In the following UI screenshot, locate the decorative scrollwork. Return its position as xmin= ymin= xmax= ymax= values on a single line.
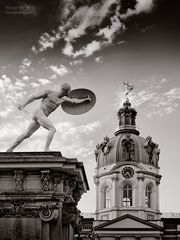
xmin=64 ymin=177 xmax=76 ymax=196
xmin=80 ymin=229 xmax=100 ymax=239
xmin=95 ymin=136 xmax=111 ymax=159
xmin=51 ymin=175 xmax=62 ymax=192
xmin=73 ymin=187 xmax=82 ymax=203
xmin=62 ymin=205 xmax=80 ymax=225
xmin=39 ymin=204 xmax=58 ymax=222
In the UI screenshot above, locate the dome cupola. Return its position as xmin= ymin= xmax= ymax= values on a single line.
xmin=94 ymin=82 xmax=160 ymax=168
xmin=116 ymin=98 xmax=139 ymax=136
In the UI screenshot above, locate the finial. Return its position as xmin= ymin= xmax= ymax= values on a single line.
xmin=123 ymin=81 xmax=133 ymax=99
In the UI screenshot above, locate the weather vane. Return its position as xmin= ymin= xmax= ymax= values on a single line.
xmin=123 ymin=81 xmax=134 ymax=99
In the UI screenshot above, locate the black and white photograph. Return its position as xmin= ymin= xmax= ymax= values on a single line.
xmin=0 ymin=0 xmax=180 ymax=239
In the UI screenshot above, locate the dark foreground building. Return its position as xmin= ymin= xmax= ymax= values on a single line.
xmin=0 ymin=152 xmax=89 ymax=240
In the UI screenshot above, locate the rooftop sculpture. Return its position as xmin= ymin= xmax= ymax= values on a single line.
xmin=7 ymin=83 xmax=96 ymax=152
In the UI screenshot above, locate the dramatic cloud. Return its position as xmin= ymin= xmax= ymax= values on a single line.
xmin=70 ymin=59 xmax=84 ymax=66
xmin=30 ymin=83 xmax=40 ymax=88
xmin=73 ymin=41 xmax=101 ymax=58
xmin=49 ymin=65 xmax=69 ymax=76
xmin=121 ymin=0 xmax=155 ymax=18
xmin=97 ymin=4 xmax=123 ymax=44
xmin=38 ymin=78 xmax=51 ymax=85
xmin=22 ymin=76 xmax=30 ymax=81
xmin=34 ymin=0 xmax=156 ymax=59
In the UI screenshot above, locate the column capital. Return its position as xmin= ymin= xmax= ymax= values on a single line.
xmin=111 ymin=175 xmax=119 ymax=181
xmin=94 ymin=176 xmax=100 ymax=185
xmin=137 ymin=173 xmax=145 ymax=181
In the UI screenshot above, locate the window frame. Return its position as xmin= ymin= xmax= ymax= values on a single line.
xmin=123 ymin=183 xmax=133 ymax=207
xmin=145 ymin=185 xmax=152 ymax=208
xmin=104 ymin=186 xmax=111 ymax=208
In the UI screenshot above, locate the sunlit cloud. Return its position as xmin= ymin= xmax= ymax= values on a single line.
xmin=33 ymin=0 xmax=156 ymax=59
xmin=49 ymin=65 xmax=69 ymax=76
xmin=95 ymin=56 xmax=103 ymax=64
xmin=38 ymin=78 xmax=51 ymax=85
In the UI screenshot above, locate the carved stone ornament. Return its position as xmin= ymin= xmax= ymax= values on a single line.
xmin=51 ymin=175 xmax=62 ymax=192
xmin=39 ymin=204 xmax=58 ymax=222
xmin=41 ymin=170 xmax=50 ymax=191
xmin=122 ymin=133 xmax=135 ymax=161
xmin=144 ymin=136 xmax=160 ymax=166
xmin=73 ymin=187 xmax=82 ymax=203
xmin=0 ymin=200 xmax=39 ymax=217
xmin=14 ymin=170 xmax=24 ymax=191
xmin=64 ymin=177 xmax=76 ymax=196
xmin=95 ymin=136 xmax=111 ymax=158
xmin=62 ymin=205 xmax=80 ymax=225
xmin=81 ymin=230 xmax=99 ymax=240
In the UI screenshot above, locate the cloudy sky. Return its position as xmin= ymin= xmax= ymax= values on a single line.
xmin=0 ymin=0 xmax=180 ymax=214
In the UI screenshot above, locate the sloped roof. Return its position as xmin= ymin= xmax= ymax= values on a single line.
xmin=94 ymin=214 xmax=163 ymax=232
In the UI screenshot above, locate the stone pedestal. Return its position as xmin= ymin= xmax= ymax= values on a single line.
xmin=0 ymin=152 xmax=89 ymax=240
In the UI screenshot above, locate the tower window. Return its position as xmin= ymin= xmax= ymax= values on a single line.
xmin=104 ymin=186 xmax=110 ymax=208
xmin=123 ymin=184 xmax=132 ymax=206
xmin=145 ymin=185 xmax=152 ymax=208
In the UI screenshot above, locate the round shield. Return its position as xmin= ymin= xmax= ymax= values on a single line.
xmin=61 ymin=88 xmax=96 ymax=115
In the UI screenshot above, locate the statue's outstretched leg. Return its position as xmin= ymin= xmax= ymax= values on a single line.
xmin=6 ymin=121 xmax=40 ymax=152
xmin=36 ymin=115 xmax=56 ymax=151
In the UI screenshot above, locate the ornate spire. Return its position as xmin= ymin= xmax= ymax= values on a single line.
xmin=115 ymin=82 xmax=139 ymax=136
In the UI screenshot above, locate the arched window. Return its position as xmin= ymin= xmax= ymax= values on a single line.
xmin=123 ymin=184 xmax=132 ymax=206
xmin=145 ymin=185 xmax=152 ymax=208
xmin=104 ymin=186 xmax=110 ymax=208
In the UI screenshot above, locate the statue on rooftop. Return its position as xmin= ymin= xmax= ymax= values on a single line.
xmin=123 ymin=81 xmax=134 ymax=98
xmin=7 ymin=83 xmax=95 ymax=152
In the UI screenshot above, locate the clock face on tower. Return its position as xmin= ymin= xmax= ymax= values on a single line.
xmin=122 ymin=166 xmax=134 ymax=178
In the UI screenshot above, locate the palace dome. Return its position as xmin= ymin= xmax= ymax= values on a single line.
xmin=95 ymin=98 xmax=160 ymax=168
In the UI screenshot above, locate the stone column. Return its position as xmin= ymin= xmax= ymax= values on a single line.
xmin=137 ymin=174 xmax=145 ymax=209
xmin=94 ymin=176 xmax=100 ymax=219
xmin=50 ymin=204 xmax=63 ymax=240
xmin=39 ymin=203 xmax=63 ymax=240
xmin=111 ymin=175 xmax=119 ymax=207
xmin=42 ymin=222 xmax=50 ymax=240
xmin=155 ymin=179 xmax=160 ymax=211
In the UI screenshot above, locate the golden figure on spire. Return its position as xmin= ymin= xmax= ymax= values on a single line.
xmin=123 ymin=81 xmax=134 ymax=99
